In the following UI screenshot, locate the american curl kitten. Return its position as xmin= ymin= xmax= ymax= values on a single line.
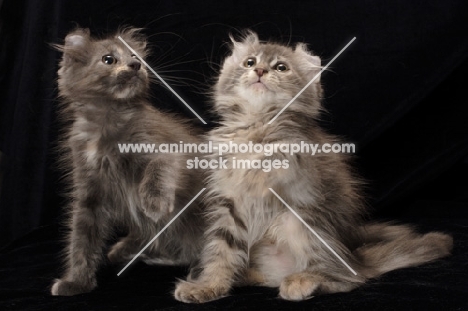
xmin=51 ymin=28 xmax=205 ymax=296
xmin=174 ymin=31 xmax=453 ymax=302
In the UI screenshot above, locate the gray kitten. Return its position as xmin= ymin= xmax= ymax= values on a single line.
xmin=51 ymin=28 xmax=205 ymax=296
xmin=174 ymin=32 xmax=453 ymax=302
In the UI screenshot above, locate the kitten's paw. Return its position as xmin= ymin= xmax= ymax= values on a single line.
xmin=174 ymin=280 xmax=228 ymax=303
xmin=279 ymin=273 xmax=319 ymax=301
xmin=140 ymin=193 xmax=175 ymax=220
xmin=50 ymin=279 xmax=95 ymax=296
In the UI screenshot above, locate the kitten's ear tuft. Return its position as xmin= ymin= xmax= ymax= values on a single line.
xmin=295 ymin=43 xmax=322 ymax=82
xmin=65 ymin=28 xmax=90 ymax=48
xmin=229 ymin=30 xmax=259 ymax=49
xmin=240 ymin=30 xmax=260 ymax=46
xmin=226 ymin=30 xmax=260 ymax=67
xmin=117 ymin=27 xmax=147 ymax=56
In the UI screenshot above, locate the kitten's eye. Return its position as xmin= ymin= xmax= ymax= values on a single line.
xmin=275 ymin=63 xmax=289 ymax=72
xmin=102 ymin=55 xmax=116 ymax=65
xmin=131 ymin=54 xmax=137 ymax=59
xmin=244 ymin=58 xmax=256 ymax=68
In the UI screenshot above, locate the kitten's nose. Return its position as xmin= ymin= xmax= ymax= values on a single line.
xmin=128 ymin=60 xmax=141 ymax=71
xmin=255 ymin=68 xmax=267 ymax=77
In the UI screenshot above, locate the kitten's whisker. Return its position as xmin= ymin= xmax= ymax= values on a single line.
xmin=118 ymin=36 xmax=207 ymax=124
xmin=147 ymin=31 xmax=186 ymax=42
xmin=148 ymin=41 xmax=194 ymax=66
xmin=149 ymin=57 xmax=206 ymax=75
xmin=150 ymin=78 xmax=203 ymax=90
xmin=151 ymin=43 xmax=199 ymax=63
xmin=148 ymin=72 xmax=205 ymax=85
xmin=144 ymin=13 xmax=184 ymax=29
xmin=155 ymin=70 xmax=204 ymax=78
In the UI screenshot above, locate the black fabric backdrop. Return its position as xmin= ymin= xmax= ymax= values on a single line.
xmin=0 ymin=0 xmax=467 ymax=310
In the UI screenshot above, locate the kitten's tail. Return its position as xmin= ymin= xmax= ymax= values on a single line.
xmin=354 ymin=222 xmax=453 ymax=279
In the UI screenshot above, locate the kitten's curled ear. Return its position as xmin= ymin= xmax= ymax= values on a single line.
xmin=225 ymin=30 xmax=260 ymax=67
xmin=229 ymin=30 xmax=259 ymax=49
xmin=294 ymin=43 xmax=322 ymax=83
xmin=54 ymin=28 xmax=91 ymax=64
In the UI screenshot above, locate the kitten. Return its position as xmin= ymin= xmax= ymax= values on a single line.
xmin=51 ymin=28 xmax=205 ymax=296
xmin=174 ymin=31 xmax=453 ymax=302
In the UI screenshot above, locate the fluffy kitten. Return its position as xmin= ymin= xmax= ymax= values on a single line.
xmin=51 ymin=28 xmax=205 ymax=296
xmin=174 ymin=32 xmax=453 ymax=302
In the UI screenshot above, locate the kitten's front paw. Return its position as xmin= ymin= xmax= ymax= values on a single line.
xmin=279 ymin=273 xmax=319 ymax=301
xmin=51 ymin=279 xmax=96 ymax=296
xmin=174 ymin=280 xmax=228 ymax=303
xmin=140 ymin=193 xmax=175 ymax=220
xmin=107 ymin=239 xmax=137 ymax=264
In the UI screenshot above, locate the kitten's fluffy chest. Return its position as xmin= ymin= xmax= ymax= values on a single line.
xmin=69 ymin=104 xmax=133 ymax=166
xmin=213 ymin=120 xmax=268 ymax=145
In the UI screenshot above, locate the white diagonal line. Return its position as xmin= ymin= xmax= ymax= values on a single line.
xmin=118 ymin=36 xmax=207 ymax=125
xmin=117 ymin=187 xmax=206 ymax=276
xmin=268 ymin=188 xmax=357 ymax=275
xmin=268 ymin=37 xmax=356 ymax=124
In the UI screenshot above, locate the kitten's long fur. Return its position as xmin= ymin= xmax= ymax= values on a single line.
xmin=51 ymin=28 xmax=205 ymax=296
xmin=174 ymin=31 xmax=453 ymax=302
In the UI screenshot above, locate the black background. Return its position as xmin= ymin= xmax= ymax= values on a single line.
xmin=0 ymin=0 xmax=467 ymax=310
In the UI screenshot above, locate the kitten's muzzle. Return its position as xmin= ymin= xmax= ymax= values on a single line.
xmin=117 ymin=69 xmax=144 ymax=85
